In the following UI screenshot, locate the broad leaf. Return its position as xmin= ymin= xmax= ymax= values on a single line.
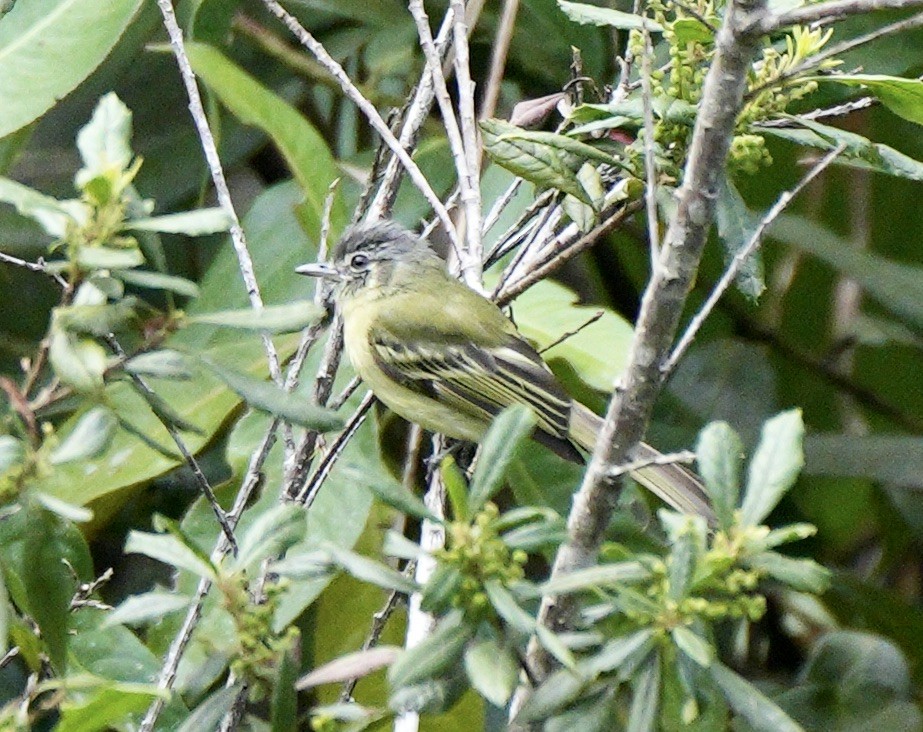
xmin=740 ymin=410 xmax=804 ymax=526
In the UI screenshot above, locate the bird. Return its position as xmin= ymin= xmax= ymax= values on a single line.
xmin=297 ymin=220 xmax=713 ymax=520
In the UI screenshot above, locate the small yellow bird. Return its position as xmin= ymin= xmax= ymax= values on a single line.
xmin=298 ymin=221 xmax=713 ymax=520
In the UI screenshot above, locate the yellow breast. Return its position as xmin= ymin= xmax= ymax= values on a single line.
xmin=340 ymin=289 xmax=488 ymax=442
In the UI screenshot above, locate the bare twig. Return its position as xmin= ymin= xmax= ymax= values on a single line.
xmin=408 ymin=0 xmax=481 ymax=285
xmin=394 ymin=434 xmax=448 ymax=732
xmin=496 ymin=199 xmax=644 ymax=306
xmin=0 ymin=251 xmax=67 ymax=287
xmin=747 ymin=12 xmax=923 ymax=101
xmin=763 ymin=0 xmax=923 ymax=31
xmin=607 ymin=450 xmax=696 ymax=479
xmin=640 ymin=29 xmax=660 ymax=271
xmin=539 ymin=310 xmax=605 ymax=354
xmin=296 ymin=391 xmax=376 ymax=506
xmin=156 ymin=0 xmax=283 ymax=387
xmin=259 ymin=0 xmax=461 ymax=253
xmin=480 ymin=0 xmax=521 ymax=121
xmin=665 ymin=142 xmax=846 ymax=374
xmin=107 ymin=335 xmax=238 ymax=552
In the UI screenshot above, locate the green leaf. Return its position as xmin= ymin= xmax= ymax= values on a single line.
xmin=176 ymin=684 xmax=243 ymax=732
xmin=0 ymin=435 xmax=24 ymax=475
xmin=125 ymin=350 xmax=193 ymax=379
xmin=464 ymin=637 xmax=519 ymax=707
xmin=441 ymin=455 xmax=470 ymax=522
xmin=740 ymin=409 xmax=804 ymax=526
xmin=0 ymin=0 xmax=142 ymax=138
xmin=117 ymin=269 xmax=201 ymax=298
xmin=671 ymin=626 xmax=713 ymax=667
xmin=583 ymin=629 xmax=655 ymax=676
xmin=189 ymin=301 xmax=322 ymax=333
xmin=21 ymin=506 xmax=82 ymax=671
xmin=74 ymin=93 xmax=134 ymax=190
xmin=484 ymin=579 xmax=535 ymax=633
xmin=810 ymin=74 xmax=923 ymax=126
xmin=537 ymin=561 xmax=650 ymax=596
xmin=48 ymin=325 xmax=107 ymax=393
xmin=747 ymin=551 xmax=831 ymax=593
xmin=296 ymin=646 xmax=401 ymax=690
xmin=387 ymin=610 xmax=472 ymax=689
xmin=76 ymin=245 xmax=145 ymax=270
xmin=128 ymin=207 xmax=232 ymax=235
xmin=420 ymin=564 xmax=464 ymax=614
xmin=322 ymin=543 xmax=417 ymax=594
xmin=104 ymin=591 xmax=193 ymax=627
xmin=710 ymin=662 xmax=804 ymax=732
xmin=232 ymin=503 xmax=306 ymax=571
xmin=771 ymin=214 xmax=923 ymax=331
xmin=57 ymin=683 xmax=164 ymax=732
xmin=50 ymin=406 xmax=118 ymax=464
xmin=124 ymin=529 xmax=217 ymax=580
xmin=627 ymin=652 xmax=661 ymax=732
xmin=672 ymin=17 xmax=716 ymax=43
xmin=468 ymin=405 xmax=537 ymax=514
xmin=200 ymin=357 xmax=343 ymax=431
xmin=716 ymin=174 xmax=765 ymax=300
xmin=557 ymin=0 xmax=663 ymax=30
xmin=339 ymin=463 xmax=439 ymax=522
xmin=271 ymin=643 xmax=299 ymax=732
xmin=0 ymin=175 xmax=81 ymax=236
xmin=481 ymin=118 xmax=616 ymax=205
xmin=537 ymin=625 xmax=577 ymax=669
xmin=185 ymin=43 xmax=347 ymax=239
xmin=33 ymin=493 xmax=93 ymax=523
xmin=515 ymin=667 xmax=587 ymax=722
xmin=695 ymin=421 xmax=743 ymax=530
xmin=760 ymin=118 xmax=923 ymax=180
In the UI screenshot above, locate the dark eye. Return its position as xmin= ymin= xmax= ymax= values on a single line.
xmin=350 ymin=253 xmax=370 ymax=270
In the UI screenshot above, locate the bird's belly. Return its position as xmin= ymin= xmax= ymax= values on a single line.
xmin=342 ymin=297 xmax=487 ymax=442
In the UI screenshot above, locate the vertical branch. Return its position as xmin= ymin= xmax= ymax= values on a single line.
xmin=449 ymin=0 xmax=484 ymax=287
xmin=522 ymin=0 xmax=771 ymax=683
xmin=480 ymin=0 xmax=520 ymax=122
xmin=155 ymin=0 xmax=282 ymax=385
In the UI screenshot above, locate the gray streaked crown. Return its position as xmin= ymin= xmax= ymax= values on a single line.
xmin=333 ymin=221 xmax=438 ymax=265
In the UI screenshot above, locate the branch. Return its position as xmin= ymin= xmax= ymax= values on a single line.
xmin=665 ymin=143 xmax=846 ymax=373
xmin=522 ymin=0 xmax=771 ymax=684
xmin=259 ymin=0 xmax=461 ymax=253
xmin=156 ymin=0 xmax=283 ymax=387
xmin=763 ymin=0 xmax=923 ymax=31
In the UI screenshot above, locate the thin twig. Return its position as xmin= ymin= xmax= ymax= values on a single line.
xmin=496 ymin=199 xmax=644 ymax=307
xmin=606 ymin=450 xmax=696 ymax=479
xmin=0 ymin=647 xmax=19 ymax=670
xmin=156 ymin=0 xmax=283 ymax=387
xmin=664 ymin=142 xmax=846 ymax=374
xmin=107 ymin=335 xmax=238 ymax=552
xmin=640 ymin=28 xmax=660 ymax=271
xmin=0 ymin=251 xmax=67 ymax=287
xmin=140 ymin=424 xmax=280 ymax=731
xmin=480 ymin=0 xmax=520 ymax=121
xmin=366 ymin=12 xmax=456 ymax=220
xmin=394 ymin=434 xmax=447 ymax=732
xmin=296 ymin=391 xmax=376 ymax=506
xmin=539 ymin=310 xmax=605 ymax=354
xmin=763 ymin=0 xmax=923 ymax=31
xmin=259 ymin=0 xmax=461 ymax=254
xmin=408 ymin=0 xmax=480 ymax=284
xmin=449 ymin=0 xmax=484 ymax=288
xmin=747 ymin=12 xmax=923 ymax=101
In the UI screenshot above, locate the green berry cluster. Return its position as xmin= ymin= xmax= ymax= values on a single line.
xmin=221 ymin=574 xmax=298 ymax=701
xmin=436 ymin=503 xmax=528 ymax=618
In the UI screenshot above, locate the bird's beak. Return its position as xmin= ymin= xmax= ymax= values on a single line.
xmin=296 ymin=262 xmax=342 ymax=280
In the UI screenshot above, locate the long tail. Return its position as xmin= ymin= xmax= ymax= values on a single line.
xmin=569 ymin=403 xmax=716 ymax=523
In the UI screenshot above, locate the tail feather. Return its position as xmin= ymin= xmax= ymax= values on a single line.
xmin=569 ymin=402 xmax=715 ymax=523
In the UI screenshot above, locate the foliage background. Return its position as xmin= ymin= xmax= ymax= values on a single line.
xmin=0 ymin=0 xmax=922 ymax=729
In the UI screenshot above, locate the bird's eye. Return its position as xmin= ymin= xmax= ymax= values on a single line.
xmin=350 ymin=253 xmax=370 ymax=270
